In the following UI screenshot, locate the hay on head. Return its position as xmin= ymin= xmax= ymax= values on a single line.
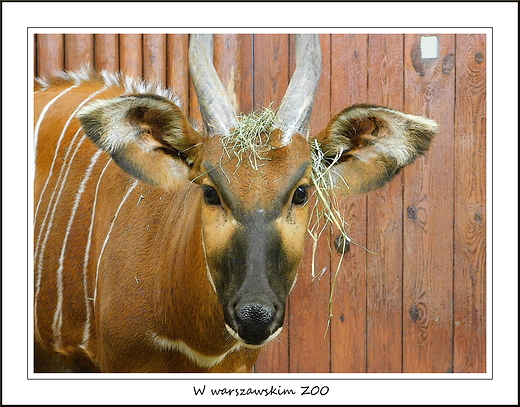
xmin=221 ymin=104 xmax=278 ymax=170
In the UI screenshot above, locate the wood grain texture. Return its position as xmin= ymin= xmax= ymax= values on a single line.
xmin=253 ymin=34 xmax=291 ymax=111
xmin=64 ymin=34 xmax=93 ymax=71
xmin=33 ymin=33 xmax=487 ymax=373
xmin=166 ymin=34 xmax=189 ymax=114
xmin=453 ymin=34 xmax=486 ymax=373
xmin=329 ymin=34 xmax=369 ymax=373
xmin=403 ymin=34 xmax=455 ymax=373
xmin=214 ymin=34 xmax=242 ymax=114
xmin=94 ymin=34 xmax=119 ymax=72
xmin=236 ymin=34 xmax=254 ymax=114
xmin=36 ymin=34 xmax=64 ymax=76
xmin=119 ymin=34 xmax=142 ymax=77
xmin=365 ymin=34 xmax=405 ymax=373
xmin=143 ymin=34 xmax=166 ymax=84
xmin=187 ymin=34 xmax=203 ymax=129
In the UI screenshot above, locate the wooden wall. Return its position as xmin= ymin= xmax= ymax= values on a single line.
xmin=34 ymin=33 xmax=487 ymax=373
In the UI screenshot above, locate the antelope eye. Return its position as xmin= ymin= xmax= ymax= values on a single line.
xmin=292 ymin=185 xmax=309 ymax=205
xmin=202 ymin=185 xmax=221 ymax=206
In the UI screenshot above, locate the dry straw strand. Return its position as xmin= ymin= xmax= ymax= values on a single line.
xmin=308 ymin=139 xmax=378 ymax=334
xmin=221 ymin=104 xmax=278 ymax=171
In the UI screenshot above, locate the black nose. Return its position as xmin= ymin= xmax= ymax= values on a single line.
xmin=234 ymin=303 xmax=277 ymax=345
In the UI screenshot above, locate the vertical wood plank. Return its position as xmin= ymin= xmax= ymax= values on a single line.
xmin=64 ymin=34 xmax=94 ymax=71
xmin=166 ymin=34 xmax=190 ymax=115
xmin=453 ymin=34 xmax=487 ymax=373
xmin=188 ymin=34 xmax=203 ymax=130
xmin=120 ymin=34 xmax=143 ymax=77
xmin=253 ymin=34 xmax=290 ymax=110
xmin=288 ymin=34 xmax=332 ymax=373
xmin=403 ymin=34 xmax=455 ymax=373
xmin=365 ymin=34 xmax=405 ymax=373
xmin=143 ymin=34 xmax=166 ymax=84
xmin=237 ymin=34 xmax=254 ymax=114
xmin=217 ymin=33 xmax=254 ymax=114
xmin=214 ymin=34 xmax=241 ymax=114
xmin=213 ymin=33 xmax=254 ymax=120
xmin=252 ymin=33 xmax=291 ymax=373
xmin=94 ymin=34 xmax=119 ymax=72
xmin=36 ymin=34 xmax=64 ymax=76
xmin=329 ymin=34 xmax=369 ymax=373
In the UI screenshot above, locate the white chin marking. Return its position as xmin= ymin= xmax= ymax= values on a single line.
xmin=225 ymin=324 xmax=283 ymax=348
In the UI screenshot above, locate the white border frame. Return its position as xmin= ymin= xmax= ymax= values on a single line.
xmin=3 ymin=1 xmax=517 ymax=405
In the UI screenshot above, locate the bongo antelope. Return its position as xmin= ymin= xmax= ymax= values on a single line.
xmin=33 ymin=34 xmax=438 ymax=372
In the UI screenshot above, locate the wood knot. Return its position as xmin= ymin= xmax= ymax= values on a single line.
xmin=409 ymin=304 xmax=421 ymax=322
xmin=407 ymin=206 xmax=418 ymax=220
xmin=442 ymin=53 xmax=455 ymax=74
xmin=474 ymin=52 xmax=484 ymax=64
xmin=334 ymin=235 xmax=351 ymax=254
xmin=409 ymin=302 xmax=427 ymax=324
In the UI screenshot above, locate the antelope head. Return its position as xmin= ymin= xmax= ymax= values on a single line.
xmin=79 ymin=34 xmax=438 ymax=347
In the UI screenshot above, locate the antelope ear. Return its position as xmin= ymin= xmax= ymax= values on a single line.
xmin=315 ymin=104 xmax=439 ymax=196
xmin=78 ymin=95 xmax=203 ymax=191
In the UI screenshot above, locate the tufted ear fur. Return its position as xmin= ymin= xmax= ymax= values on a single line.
xmin=315 ymin=104 xmax=439 ymax=196
xmin=78 ymin=94 xmax=203 ymax=191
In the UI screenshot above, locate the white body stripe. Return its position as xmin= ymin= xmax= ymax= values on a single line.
xmin=52 ymin=148 xmax=103 ymax=349
xmin=34 ymin=84 xmax=77 ymax=152
xmin=81 ymin=156 xmax=112 ymax=348
xmin=93 ymin=179 xmax=139 ymax=305
xmin=50 ymin=133 xmax=87 ymax=348
xmin=34 ymin=126 xmax=81 ymax=266
xmin=35 ymin=126 xmax=83 ymax=278
xmin=34 ymin=85 xmax=109 ymax=345
xmin=34 ymin=85 xmax=106 ymax=221
xmin=201 ymin=228 xmax=218 ymax=294
xmin=34 ymin=127 xmax=83 ymax=344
